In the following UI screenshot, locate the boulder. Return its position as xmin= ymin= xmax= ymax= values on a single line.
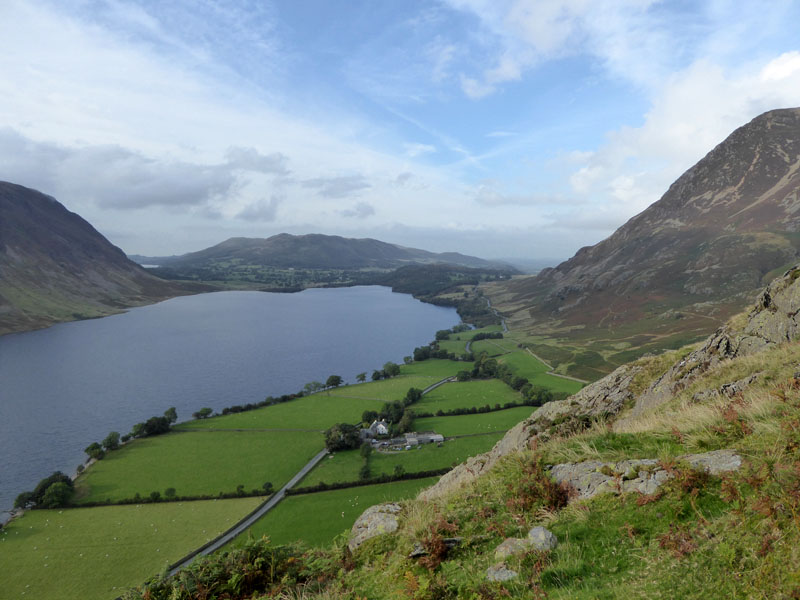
xmin=527 ymin=526 xmax=558 ymax=551
xmin=486 ymin=563 xmax=518 ymax=582
xmin=348 ymin=502 xmax=402 ymax=551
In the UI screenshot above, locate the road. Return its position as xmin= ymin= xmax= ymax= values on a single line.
xmin=166 ymin=374 xmax=456 ymax=576
xmin=167 ymin=447 xmax=329 ymax=575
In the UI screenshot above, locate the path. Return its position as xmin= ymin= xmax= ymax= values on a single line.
xmin=525 ymin=348 xmax=588 ymax=384
xmin=166 ymin=375 xmax=457 ymax=576
xmin=485 ymin=297 xmax=508 ymax=333
xmin=167 ymin=447 xmax=329 ymax=575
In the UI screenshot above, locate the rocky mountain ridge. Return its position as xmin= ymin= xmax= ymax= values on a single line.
xmin=487 ymin=108 xmax=800 ymax=354
xmin=0 ymin=182 xmax=199 ymax=335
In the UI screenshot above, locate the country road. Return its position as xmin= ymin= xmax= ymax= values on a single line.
xmin=167 ymin=447 xmax=329 ymax=575
xmin=166 ymin=375 xmax=457 ymax=576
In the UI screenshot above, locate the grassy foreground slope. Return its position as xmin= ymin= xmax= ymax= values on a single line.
xmin=0 ymin=498 xmax=262 ymax=600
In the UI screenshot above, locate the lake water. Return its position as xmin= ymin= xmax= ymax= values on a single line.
xmin=0 ymin=286 xmax=459 ymax=514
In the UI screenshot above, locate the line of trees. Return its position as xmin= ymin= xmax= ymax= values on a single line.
xmin=14 ymin=472 xmax=75 ymax=510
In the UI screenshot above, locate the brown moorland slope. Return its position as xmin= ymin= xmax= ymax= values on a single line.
xmin=486 ymin=108 xmax=800 ymax=378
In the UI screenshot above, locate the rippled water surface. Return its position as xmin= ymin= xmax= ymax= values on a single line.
xmin=0 ymin=286 xmax=459 ymax=513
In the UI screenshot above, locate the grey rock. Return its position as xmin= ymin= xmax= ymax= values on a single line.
xmin=486 ymin=563 xmax=518 ymax=582
xmin=494 ymin=537 xmax=531 ymax=560
xmin=348 ymin=502 xmax=402 ymax=551
xmin=550 ymin=449 xmax=742 ymax=501
xmin=527 ymin=526 xmax=558 ymax=550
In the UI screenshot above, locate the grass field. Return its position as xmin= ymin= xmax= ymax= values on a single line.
xmin=415 ymin=379 xmax=522 ymax=413
xmin=326 ymin=375 xmax=441 ymax=400
xmin=176 ymin=393 xmax=393 ymax=431
xmin=232 ymin=477 xmax=439 ymax=548
xmin=75 ymin=431 xmax=323 ymax=503
xmin=301 ymin=433 xmax=504 ymax=486
xmin=0 ymin=498 xmax=262 ymax=600
xmin=413 ymin=406 xmax=533 ymax=436
xmin=470 ymin=337 xmax=519 ymax=356
xmin=499 ymin=351 xmax=584 ymax=394
xmin=399 ymin=359 xmax=466 ymax=378
xmin=437 ymin=339 xmax=468 ymax=355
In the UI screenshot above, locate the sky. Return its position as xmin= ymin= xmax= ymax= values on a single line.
xmin=1 ymin=1 xmax=800 ymax=263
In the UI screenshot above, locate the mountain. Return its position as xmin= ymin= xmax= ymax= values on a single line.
xmin=0 ymin=182 xmax=199 ymax=335
xmin=132 ymin=233 xmax=509 ymax=271
xmin=486 ymin=108 xmax=800 ymax=371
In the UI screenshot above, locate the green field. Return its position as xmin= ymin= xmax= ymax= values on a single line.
xmin=75 ymin=431 xmax=323 ymax=503
xmin=177 ymin=393 xmax=391 ymax=431
xmin=499 ymin=351 xmax=584 ymax=394
xmin=0 ymin=498 xmax=262 ymax=600
xmin=415 ymin=379 xmax=522 ymax=413
xmin=232 ymin=477 xmax=439 ymax=548
xmin=470 ymin=337 xmax=519 ymax=357
xmin=413 ymin=406 xmax=533 ymax=436
xmin=399 ymin=359 xmax=466 ymax=378
xmin=302 ymin=433 xmax=504 ymax=486
xmin=326 ymin=375 xmax=441 ymax=401
xmin=437 ymin=339 xmax=468 ymax=355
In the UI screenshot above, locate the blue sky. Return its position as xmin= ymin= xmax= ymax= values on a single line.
xmin=1 ymin=1 xmax=800 ymax=262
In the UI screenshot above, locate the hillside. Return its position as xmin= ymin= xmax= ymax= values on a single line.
xmin=486 ymin=108 xmax=800 ymax=377
xmin=0 ymin=182 xmax=200 ymax=335
xmin=117 ymin=265 xmax=800 ymax=599
xmin=133 ymin=233 xmax=508 ymax=271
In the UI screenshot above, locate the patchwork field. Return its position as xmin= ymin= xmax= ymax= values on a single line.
xmin=301 ymin=433 xmax=504 ymax=486
xmin=326 ymin=375 xmax=440 ymax=400
xmin=231 ymin=477 xmax=439 ymax=548
xmin=176 ymin=393 xmax=388 ymax=431
xmin=499 ymin=351 xmax=584 ymax=394
xmin=0 ymin=498 xmax=262 ymax=600
xmin=75 ymin=431 xmax=323 ymax=503
xmin=398 ymin=359 xmax=466 ymax=378
xmin=415 ymin=379 xmax=522 ymax=413
xmin=413 ymin=406 xmax=534 ymax=436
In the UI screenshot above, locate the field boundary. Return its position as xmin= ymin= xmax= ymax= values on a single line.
xmin=524 ymin=348 xmax=588 ymax=384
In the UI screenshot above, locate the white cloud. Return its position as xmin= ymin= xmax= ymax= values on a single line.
xmin=404 ymin=143 xmax=436 ymax=157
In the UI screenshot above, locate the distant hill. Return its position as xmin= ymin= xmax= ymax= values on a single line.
xmin=131 ymin=233 xmax=510 ymax=271
xmin=486 ymin=107 xmax=800 ymax=375
xmin=0 ymin=182 xmax=200 ymax=335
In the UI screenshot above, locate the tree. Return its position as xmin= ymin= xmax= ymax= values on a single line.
xmin=130 ymin=422 xmax=145 ymax=438
xmin=356 ymin=372 xmax=367 ymax=383
xmin=359 ymin=464 xmax=371 ymax=481
xmin=403 ymin=356 xmax=413 ymax=365
xmin=13 ymin=491 xmax=34 ymax=509
xmin=371 ymin=370 xmax=384 ymax=381
xmin=262 ymin=481 xmax=274 ymax=495
xmin=102 ymin=431 xmax=120 ymax=452
xmin=326 ymin=375 xmax=343 ymax=389
xmin=150 ymin=491 xmax=161 ymax=501
xmin=193 ymin=407 xmax=213 ymax=419
xmin=164 ymin=407 xmax=178 ymax=424
xmin=164 ymin=487 xmax=176 ymax=499
xmin=361 ymin=409 xmax=379 ymax=424
xmin=393 ymin=465 xmax=406 ymax=478
xmin=383 ymin=362 xmax=401 ymax=377
xmin=456 ymin=370 xmax=471 ymax=382
xmin=324 ymin=423 xmax=361 ymax=452
xmin=304 ymin=381 xmax=324 ymax=395
xmin=84 ymin=442 xmax=105 ymax=461
xmin=360 ymin=443 xmax=372 ymax=458
xmin=40 ymin=482 xmax=72 ymax=508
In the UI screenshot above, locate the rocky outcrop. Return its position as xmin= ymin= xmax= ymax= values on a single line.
xmin=549 ymin=449 xmax=742 ymax=501
xmin=486 ymin=563 xmax=518 ymax=582
xmin=418 ymin=364 xmax=640 ymax=501
xmin=348 ymin=503 xmax=402 ymax=551
xmin=629 ymin=266 xmax=800 ymax=418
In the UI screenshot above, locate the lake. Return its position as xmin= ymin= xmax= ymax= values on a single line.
xmin=0 ymin=286 xmax=460 ymax=514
